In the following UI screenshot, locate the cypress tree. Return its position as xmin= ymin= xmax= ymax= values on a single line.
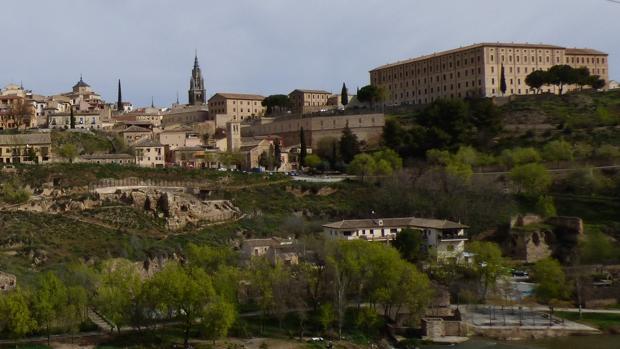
xmin=339 ymin=122 xmax=360 ymax=163
xmin=274 ymin=140 xmax=282 ymax=170
xmin=70 ymin=106 xmax=75 ymax=129
xmin=299 ymin=127 xmax=307 ymax=167
xmin=500 ymin=65 xmax=507 ymax=95
xmin=341 ymin=83 xmax=349 ymax=106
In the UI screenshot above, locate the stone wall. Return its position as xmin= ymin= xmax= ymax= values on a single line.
xmin=0 ymin=271 xmax=17 ymax=292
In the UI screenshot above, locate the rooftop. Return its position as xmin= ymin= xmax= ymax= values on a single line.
xmin=0 ymin=133 xmax=51 ymax=146
xmin=210 ymin=93 xmax=266 ymax=101
xmin=121 ymin=125 xmax=152 ymax=133
xmin=134 ymin=138 xmax=163 ymax=148
xmin=370 ymin=42 xmax=607 ymax=71
xmin=290 ymin=89 xmax=332 ymax=95
xmin=323 ymin=217 xmax=468 ymax=230
xmin=80 ymin=153 xmax=134 ymax=160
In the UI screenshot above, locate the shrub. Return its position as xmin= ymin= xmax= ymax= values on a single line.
xmin=1 ymin=179 xmax=31 ymax=204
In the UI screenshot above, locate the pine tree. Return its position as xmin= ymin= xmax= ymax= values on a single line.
xmin=299 ymin=127 xmax=307 ymax=168
xmin=500 ymin=65 xmax=507 ymax=95
xmin=339 ymin=122 xmax=360 ymax=163
xmin=341 ymin=83 xmax=349 ymax=106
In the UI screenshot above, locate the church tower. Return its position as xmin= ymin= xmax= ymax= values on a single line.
xmin=188 ymin=52 xmax=206 ymax=105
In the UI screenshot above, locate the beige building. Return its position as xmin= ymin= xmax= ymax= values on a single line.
xmin=77 ymin=153 xmax=135 ymax=165
xmin=134 ymin=139 xmax=165 ymax=168
xmin=208 ymin=93 xmax=266 ymax=121
xmin=289 ymin=89 xmax=332 ymax=114
xmin=0 ymin=133 xmax=52 ymax=164
xmin=120 ymin=125 xmax=153 ymax=145
xmin=243 ymin=113 xmax=385 ymax=149
xmin=323 ymin=217 xmax=468 ymax=262
xmin=158 ymin=127 xmax=202 ymax=150
xmin=370 ymin=43 xmax=610 ymax=105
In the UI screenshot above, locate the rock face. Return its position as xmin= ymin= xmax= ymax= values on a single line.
xmin=100 ymin=188 xmax=241 ymax=230
xmin=7 ymin=188 xmax=241 ymax=231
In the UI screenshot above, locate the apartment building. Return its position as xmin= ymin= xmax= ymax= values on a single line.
xmin=208 ymin=93 xmax=266 ymax=121
xmin=134 ymin=139 xmax=165 ymax=168
xmin=289 ymin=89 xmax=332 ymax=114
xmin=370 ymin=43 xmax=609 ymax=105
xmin=0 ymin=133 xmax=52 ymax=164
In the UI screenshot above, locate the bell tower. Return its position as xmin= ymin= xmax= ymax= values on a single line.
xmin=188 ymin=51 xmax=206 ymax=105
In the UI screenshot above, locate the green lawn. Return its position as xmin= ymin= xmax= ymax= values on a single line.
xmin=556 ymin=311 xmax=620 ymax=331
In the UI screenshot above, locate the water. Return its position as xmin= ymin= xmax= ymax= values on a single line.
xmin=420 ymin=335 xmax=620 ymax=349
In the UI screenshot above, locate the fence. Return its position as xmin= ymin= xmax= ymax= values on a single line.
xmin=88 ymin=177 xmax=213 ymax=192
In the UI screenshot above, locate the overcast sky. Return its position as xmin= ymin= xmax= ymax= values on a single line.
xmin=1 ymin=0 xmax=618 ymax=107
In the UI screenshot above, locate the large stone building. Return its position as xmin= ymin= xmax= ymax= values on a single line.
xmin=289 ymin=89 xmax=332 ymax=114
xmin=208 ymin=93 xmax=266 ymax=121
xmin=370 ymin=43 xmax=610 ymax=105
xmin=0 ymin=133 xmax=52 ymax=164
xmin=242 ymin=113 xmax=385 ymax=149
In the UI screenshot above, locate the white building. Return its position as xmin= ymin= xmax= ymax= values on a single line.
xmin=323 ymin=217 xmax=468 ymax=262
xmin=134 ymin=139 xmax=165 ymax=168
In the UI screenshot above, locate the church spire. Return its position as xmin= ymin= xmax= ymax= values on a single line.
xmin=117 ymin=79 xmax=123 ymax=112
xmin=151 ymin=96 xmax=155 ymax=108
xmin=188 ymin=51 xmax=206 ymax=105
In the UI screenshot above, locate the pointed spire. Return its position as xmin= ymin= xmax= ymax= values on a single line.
xmin=151 ymin=96 xmax=154 ymax=108
xmin=194 ymin=49 xmax=199 ymax=68
xmin=117 ymin=79 xmax=123 ymax=112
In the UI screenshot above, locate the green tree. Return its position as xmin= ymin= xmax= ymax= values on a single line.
xmin=373 ymin=148 xmax=403 ymax=172
xmin=588 ymin=75 xmax=606 ymax=90
xmin=467 ymin=241 xmax=506 ymax=300
xmin=70 ymin=106 xmax=76 ymax=129
xmin=201 ymin=298 xmax=236 ymax=345
xmin=547 ymin=65 xmax=578 ymax=95
xmin=341 ymin=82 xmax=349 ymax=106
xmin=509 ymin=163 xmax=552 ymax=197
xmin=347 ymin=153 xmax=376 ymax=179
xmin=58 ymin=143 xmax=78 ymax=163
xmin=145 ymin=263 xmax=215 ymax=348
xmin=525 ymin=70 xmax=547 ymax=94
xmin=392 ymin=228 xmax=425 ymax=263
xmin=262 ymin=95 xmax=290 ymax=115
xmin=0 ymin=179 xmax=31 ymax=204
xmin=542 ymin=139 xmax=573 ymax=165
xmin=374 ymin=159 xmax=393 ymax=176
xmin=500 ymin=65 xmax=507 ymax=95
xmin=318 ymin=303 xmax=335 ymax=334
xmin=339 ymin=122 xmax=361 ymax=163
xmin=533 ymin=258 xmax=568 ymax=303
xmin=357 ymin=85 xmax=387 ymax=107
xmin=500 ymin=147 xmax=542 ymax=168
xmin=0 ymin=288 xmax=37 ymax=339
xmin=274 ymin=140 xmax=282 ymax=170
xmin=304 ymin=153 xmax=322 ymax=169
xmin=258 ymin=145 xmax=275 ymax=170
xmin=33 ymin=272 xmax=68 ymax=346
xmin=580 ymin=230 xmax=616 ymax=264
xmin=574 ymin=67 xmax=591 ymax=90
xmin=299 ymin=127 xmax=307 ymax=167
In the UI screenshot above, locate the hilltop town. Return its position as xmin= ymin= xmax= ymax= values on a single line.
xmin=1 ymin=41 xmax=620 ymax=349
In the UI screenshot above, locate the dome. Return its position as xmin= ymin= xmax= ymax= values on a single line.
xmin=73 ymin=76 xmax=90 ymax=89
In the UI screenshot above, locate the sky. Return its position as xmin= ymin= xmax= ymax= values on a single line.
xmin=1 ymin=0 xmax=619 ymax=107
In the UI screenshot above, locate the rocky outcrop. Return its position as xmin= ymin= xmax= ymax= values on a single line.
xmin=6 ymin=188 xmax=241 ymax=231
xmin=102 ymin=188 xmax=241 ymax=230
xmin=0 ymin=271 xmax=17 ymax=292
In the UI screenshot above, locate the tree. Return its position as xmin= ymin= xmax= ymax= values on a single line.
xmin=373 ymin=148 xmax=403 ymax=172
xmin=316 ymin=136 xmax=339 ymax=167
xmin=145 ymin=263 xmax=215 ymax=348
xmin=588 ymin=75 xmax=606 ymax=90
xmin=525 ymin=70 xmax=547 ymax=94
xmin=580 ymin=230 xmax=616 ymax=264
xmin=58 ymin=143 xmax=78 ymax=163
xmin=509 ymin=163 xmax=552 ymax=197
xmin=339 ymin=122 xmax=361 ymax=163
xmin=318 ymin=303 xmax=335 ymax=334
xmin=341 ymin=82 xmax=349 ymax=106
xmin=0 ymin=288 xmax=37 ymax=339
xmin=542 ymin=139 xmax=573 ymax=165
xmin=467 ymin=241 xmax=506 ymax=300
xmin=262 ymin=95 xmax=290 ymax=115
xmin=299 ymin=127 xmax=307 ymax=167
xmin=258 ymin=144 xmax=275 ymax=170
xmin=357 ymin=85 xmax=387 ymax=107
xmin=6 ymin=97 xmax=32 ymax=129
xmin=500 ymin=147 xmax=542 ymax=168
xmin=500 ymin=65 xmax=507 ymax=95
xmin=33 ymin=272 xmax=68 ymax=346
xmin=201 ymin=298 xmax=236 ymax=345
xmin=0 ymin=179 xmax=31 ymax=204
xmin=535 ymin=195 xmax=557 ymax=218
xmin=95 ymin=259 xmax=144 ymax=333
xmin=533 ymin=258 xmax=568 ymax=303
xmin=574 ymin=67 xmax=591 ymax=90
xmin=304 ymin=154 xmax=322 ymax=169
xmin=70 ymin=106 xmax=76 ymax=129
xmin=392 ymin=228 xmax=425 ymax=263
xmin=347 ymin=153 xmax=376 ymax=179
xmin=273 ymin=140 xmax=282 ymax=170
xmin=548 ymin=65 xmax=578 ymax=95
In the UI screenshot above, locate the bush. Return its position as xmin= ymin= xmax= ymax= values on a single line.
xmin=1 ymin=179 xmax=31 ymax=204
xmin=509 ymin=163 xmax=551 ymax=197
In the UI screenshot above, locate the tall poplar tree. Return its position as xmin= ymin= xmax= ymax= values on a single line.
xmin=299 ymin=127 xmax=307 ymax=167
xmin=500 ymin=65 xmax=507 ymax=95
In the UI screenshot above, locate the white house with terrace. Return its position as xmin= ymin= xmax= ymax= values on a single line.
xmin=323 ymin=217 xmax=468 ymax=262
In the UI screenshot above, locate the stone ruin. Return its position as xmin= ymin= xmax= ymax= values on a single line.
xmin=504 ymin=214 xmax=584 ymax=263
